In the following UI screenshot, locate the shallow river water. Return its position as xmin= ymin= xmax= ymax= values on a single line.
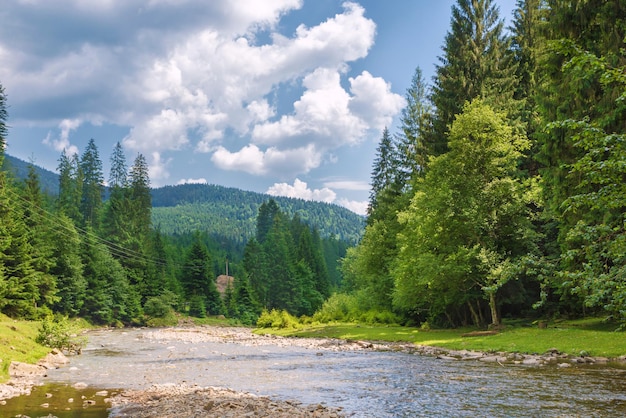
xmin=4 ymin=328 xmax=626 ymax=417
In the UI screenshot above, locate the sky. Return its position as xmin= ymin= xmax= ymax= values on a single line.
xmin=1 ymin=0 xmax=517 ymax=215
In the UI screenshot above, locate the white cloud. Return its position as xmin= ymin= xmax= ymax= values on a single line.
xmin=267 ymin=178 xmax=336 ymax=202
xmin=147 ymin=151 xmax=172 ymax=185
xmin=336 ymin=198 xmax=368 ymax=216
xmin=323 ymin=180 xmax=370 ymax=191
xmin=1 ymin=0 xmax=402 ymax=197
xmin=349 ymin=71 xmax=406 ymax=130
xmin=211 ymin=143 xmax=321 ymax=176
xmin=177 ymin=178 xmax=208 ymax=185
xmin=42 ymin=118 xmax=81 ymax=155
xmin=266 ymin=178 xmax=368 ymax=215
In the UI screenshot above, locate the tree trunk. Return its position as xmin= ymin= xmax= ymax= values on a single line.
xmin=489 ymin=291 xmax=500 ymax=327
xmin=468 ymin=301 xmax=481 ymax=327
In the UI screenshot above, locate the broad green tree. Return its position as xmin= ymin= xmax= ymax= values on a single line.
xmin=393 ymin=101 xmax=538 ymax=326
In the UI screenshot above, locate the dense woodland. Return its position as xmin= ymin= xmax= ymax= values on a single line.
xmin=338 ymin=0 xmax=626 ymax=328
xmin=2 ymin=0 xmax=626 ymax=329
xmin=0 ymin=132 xmax=350 ymax=325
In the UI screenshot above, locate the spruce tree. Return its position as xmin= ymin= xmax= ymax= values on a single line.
xmin=431 ymin=0 xmax=518 ymax=154
xmin=397 ymin=67 xmax=433 ymax=180
xmin=79 ymin=139 xmax=104 ymax=229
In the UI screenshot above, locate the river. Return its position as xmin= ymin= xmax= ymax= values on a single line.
xmin=3 ymin=327 xmax=626 ymax=417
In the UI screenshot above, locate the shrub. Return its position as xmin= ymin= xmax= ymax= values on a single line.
xmin=36 ymin=315 xmax=86 ymax=354
xmin=256 ymin=309 xmax=300 ymax=329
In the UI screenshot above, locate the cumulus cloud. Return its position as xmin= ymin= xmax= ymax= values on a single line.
xmin=147 ymin=152 xmax=172 ymax=185
xmin=336 ymin=198 xmax=368 ymax=216
xmin=42 ymin=119 xmax=81 ymax=156
xmin=266 ymin=178 xmax=368 ymax=215
xmin=267 ymin=178 xmax=336 ymax=202
xmin=177 ymin=178 xmax=208 ymax=185
xmin=1 ymin=0 xmax=404 ymax=205
xmin=323 ymin=180 xmax=370 ymax=191
xmin=212 ymin=143 xmax=321 ymax=176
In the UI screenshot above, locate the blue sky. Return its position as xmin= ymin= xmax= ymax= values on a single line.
xmin=1 ymin=0 xmax=517 ymax=215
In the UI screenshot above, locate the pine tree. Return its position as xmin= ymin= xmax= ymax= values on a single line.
xmin=367 ymin=127 xmax=399 ymax=219
xmin=256 ymin=200 xmax=280 ymax=243
xmin=0 ymin=83 xmax=6 ymax=164
xmin=57 ymin=150 xmax=82 ymax=222
xmin=431 ymin=0 xmax=519 ymax=154
xmin=181 ymin=234 xmax=222 ymax=316
xmin=397 ymin=67 xmax=434 ymax=180
xmin=79 ymin=139 xmax=104 ymax=229
xmin=128 ymin=153 xmax=152 ymax=239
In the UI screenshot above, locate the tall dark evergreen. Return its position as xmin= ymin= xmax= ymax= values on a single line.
xmin=256 ymin=199 xmax=280 ymax=243
xmin=128 ymin=153 xmax=152 ymax=239
xmin=57 ymin=150 xmax=82 ymax=222
xmin=79 ymin=139 xmax=104 ymax=229
xmin=0 ymin=83 xmax=6 ymax=163
xmin=431 ymin=0 xmax=518 ymax=154
xmin=397 ymin=67 xmax=433 ymax=180
xmin=367 ymin=127 xmax=399 ymax=219
xmin=181 ymin=234 xmax=222 ymax=316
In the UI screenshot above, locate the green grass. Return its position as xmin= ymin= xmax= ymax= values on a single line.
xmin=0 ymin=314 xmax=50 ymax=383
xmin=256 ymin=318 xmax=626 ymax=358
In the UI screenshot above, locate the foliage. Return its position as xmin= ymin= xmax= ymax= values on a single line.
xmin=393 ymin=101 xmax=538 ymax=327
xmin=256 ymin=309 xmax=301 ymax=329
xmin=35 ymin=314 xmax=87 ymax=353
xmin=143 ymin=291 xmax=179 ymax=326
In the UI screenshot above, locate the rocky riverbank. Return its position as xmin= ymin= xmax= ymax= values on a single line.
xmin=109 ymin=383 xmax=344 ymax=417
xmin=3 ymin=324 xmax=625 ymax=416
xmin=141 ymin=325 xmax=626 ymax=367
xmin=0 ymin=349 xmax=69 ymax=402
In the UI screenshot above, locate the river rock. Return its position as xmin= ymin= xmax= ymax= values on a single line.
xmin=9 ymin=361 xmax=47 ymax=378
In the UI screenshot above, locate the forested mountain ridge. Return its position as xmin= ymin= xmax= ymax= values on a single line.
xmin=2 ymin=154 xmax=364 ymax=244
xmin=2 ymin=155 xmax=58 ymax=195
xmin=151 ymin=184 xmax=364 ymax=244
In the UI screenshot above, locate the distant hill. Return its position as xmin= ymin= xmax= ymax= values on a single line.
xmin=3 ymin=154 xmax=365 ymax=244
xmin=2 ymin=154 xmax=59 ymax=195
xmin=151 ymin=184 xmax=365 ymax=244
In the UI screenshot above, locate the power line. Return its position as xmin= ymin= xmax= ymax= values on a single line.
xmin=4 ymin=186 xmax=177 ymax=268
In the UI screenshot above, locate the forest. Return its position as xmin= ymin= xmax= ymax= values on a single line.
xmin=0 ymin=133 xmax=350 ymax=325
xmin=2 ymin=0 xmax=626 ymax=330
xmin=336 ymin=0 xmax=626 ymax=329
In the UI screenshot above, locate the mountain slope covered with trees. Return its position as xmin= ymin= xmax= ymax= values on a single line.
xmin=151 ymin=184 xmax=364 ymax=244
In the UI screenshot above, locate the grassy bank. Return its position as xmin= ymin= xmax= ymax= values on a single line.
xmin=256 ymin=318 xmax=626 ymax=359
xmin=0 ymin=314 xmax=50 ymax=383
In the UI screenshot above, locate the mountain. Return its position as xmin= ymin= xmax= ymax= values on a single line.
xmin=2 ymin=154 xmax=59 ymax=195
xmin=3 ymin=154 xmax=365 ymax=243
xmin=151 ymin=183 xmax=365 ymax=244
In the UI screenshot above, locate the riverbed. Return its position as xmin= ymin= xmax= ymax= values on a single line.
xmin=3 ymin=326 xmax=626 ymax=417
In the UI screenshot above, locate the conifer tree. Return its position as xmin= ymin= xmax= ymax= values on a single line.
xmin=181 ymin=234 xmax=222 ymax=316
xmin=79 ymin=139 xmax=104 ymax=229
xmin=397 ymin=67 xmax=433 ymax=180
xmin=431 ymin=0 xmax=518 ymax=154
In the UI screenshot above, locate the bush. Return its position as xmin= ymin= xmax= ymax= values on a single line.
xmin=312 ymin=292 xmax=400 ymax=325
xmin=36 ymin=315 xmax=86 ymax=354
xmin=256 ymin=309 xmax=301 ymax=329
